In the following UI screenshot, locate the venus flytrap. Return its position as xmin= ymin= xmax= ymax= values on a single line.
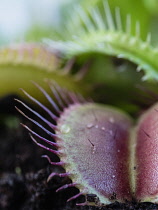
xmin=47 ymin=13 xmax=158 ymax=81
xmin=44 ymin=0 xmax=158 ymax=112
xmin=46 ymin=1 xmax=156 ymax=81
xmin=0 ymin=43 xmax=88 ymax=104
xmin=0 ymin=1 xmax=158 ymax=113
xmin=16 ymin=82 xmax=158 ymax=206
xmin=133 ymin=103 xmax=158 ymax=203
xmin=2 ymin=1 xmax=158 ymax=207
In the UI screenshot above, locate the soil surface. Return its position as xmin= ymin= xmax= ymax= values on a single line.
xmin=0 ymin=95 xmax=158 ymax=210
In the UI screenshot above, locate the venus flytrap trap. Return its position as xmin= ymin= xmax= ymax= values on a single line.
xmin=15 ymin=81 xmax=158 ymax=206
xmin=0 ymin=43 xmax=88 ymax=104
xmin=47 ymin=0 xmax=156 ymax=81
xmin=0 ymin=1 xmax=157 ymax=113
xmin=44 ymin=0 xmax=158 ymax=113
xmin=133 ymin=103 xmax=158 ymax=203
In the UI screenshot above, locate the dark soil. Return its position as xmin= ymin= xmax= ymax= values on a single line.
xmin=1 ymin=95 xmax=158 ymax=210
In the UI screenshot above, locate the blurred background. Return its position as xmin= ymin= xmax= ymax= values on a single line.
xmin=0 ymin=0 xmax=66 ymax=45
xmin=1 ymin=0 xmax=158 ymax=45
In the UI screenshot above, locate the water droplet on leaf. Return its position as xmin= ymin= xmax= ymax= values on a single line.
xmin=60 ymin=124 xmax=71 ymax=134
